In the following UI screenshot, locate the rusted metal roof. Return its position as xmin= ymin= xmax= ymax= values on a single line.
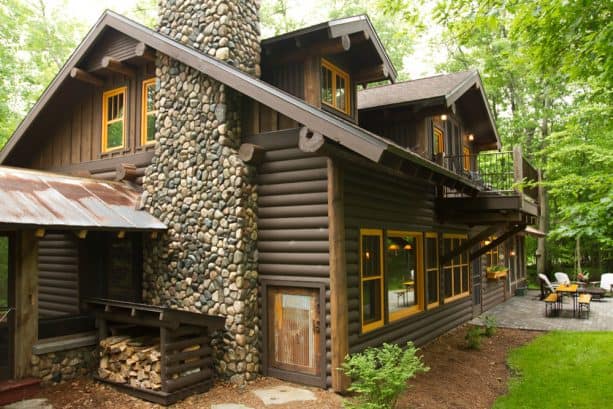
xmin=0 ymin=166 xmax=166 ymax=231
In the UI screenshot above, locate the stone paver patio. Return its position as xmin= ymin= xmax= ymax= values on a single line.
xmin=471 ymin=289 xmax=613 ymax=331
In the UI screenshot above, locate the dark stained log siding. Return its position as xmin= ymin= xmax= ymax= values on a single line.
xmin=343 ymin=162 xmax=474 ymax=353
xmin=38 ymin=232 xmax=80 ymax=318
xmin=252 ymin=130 xmax=331 ymax=386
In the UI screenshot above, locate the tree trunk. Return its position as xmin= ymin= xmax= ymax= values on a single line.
xmin=536 ymin=170 xmax=548 ymax=275
xmin=575 ymin=235 xmax=581 ymax=277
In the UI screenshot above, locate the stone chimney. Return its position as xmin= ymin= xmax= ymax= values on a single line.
xmin=142 ymin=0 xmax=261 ymax=384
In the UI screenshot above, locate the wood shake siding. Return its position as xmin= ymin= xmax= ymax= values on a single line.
xmin=343 ymin=162 xmax=473 ymax=353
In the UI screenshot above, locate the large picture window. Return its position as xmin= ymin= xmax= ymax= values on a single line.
xmin=386 ymin=231 xmax=424 ymax=321
xmin=321 ymin=59 xmax=350 ymax=115
xmin=102 ymin=87 xmax=127 ymax=152
xmin=442 ymin=234 xmax=470 ymax=302
xmin=425 ymin=232 xmax=439 ymax=308
xmin=141 ymin=78 xmax=157 ymax=146
xmin=360 ymin=229 xmax=384 ymax=332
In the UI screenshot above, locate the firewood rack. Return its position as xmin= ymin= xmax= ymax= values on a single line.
xmin=85 ymin=298 xmax=225 ymax=405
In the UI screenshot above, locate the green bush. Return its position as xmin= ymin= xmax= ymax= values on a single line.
xmin=483 ymin=315 xmax=497 ymax=337
xmin=341 ymin=342 xmax=429 ymax=409
xmin=465 ymin=326 xmax=483 ymax=350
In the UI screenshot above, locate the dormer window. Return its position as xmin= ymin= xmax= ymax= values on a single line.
xmin=321 ymin=59 xmax=350 ymax=115
xmin=102 ymin=87 xmax=127 ymax=152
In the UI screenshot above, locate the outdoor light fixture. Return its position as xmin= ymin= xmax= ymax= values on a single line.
xmin=388 ymin=243 xmax=400 ymax=251
xmin=484 ymin=240 xmax=491 ymax=246
xmin=468 ymin=133 xmax=475 ymax=141
xmin=403 ymin=244 xmax=413 ymax=250
xmin=365 ymin=251 xmax=371 ymax=260
xmin=440 ymin=114 xmax=448 ymax=121
xmin=510 ymin=250 xmax=516 ymax=257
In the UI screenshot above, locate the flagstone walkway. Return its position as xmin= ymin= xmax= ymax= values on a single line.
xmin=471 ymin=289 xmax=613 ymax=331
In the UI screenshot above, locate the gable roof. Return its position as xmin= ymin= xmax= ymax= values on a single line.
xmin=358 ymin=70 xmax=501 ymax=149
xmin=0 ymin=166 xmax=165 ymax=231
xmin=0 ymin=11 xmax=480 ymax=193
xmin=262 ymin=15 xmax=397 ymax=83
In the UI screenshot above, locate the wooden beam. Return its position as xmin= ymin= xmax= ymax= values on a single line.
xmin=115 ymin=163 xmax=138 ymax=182
xmin=101 ymin=56 xmax=135 ymax=77
xmin=440 ymin=224 xmax=505 ymax=264
xmin=70 ymin=67 xmax=103 ymax=87
xmin=266 ymin=35 xmax=358 ymax=65
xmin=238 ymin=143 xmax=265 ymax=165
xmin=469 ymin=225 xmax=525 ymax=261
xmin=134 ymin=42 xmax=156 ymax=62
xmin=298 ymin=126 xmax=325 ymax=153
xmin=353 ymin=64 xmax=389 ymax=83
xmin=327 ymin=158 xmax=349 ymax=392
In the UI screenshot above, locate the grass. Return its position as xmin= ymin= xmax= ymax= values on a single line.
xmin=494 ymin=331 xmax=613 ymax=409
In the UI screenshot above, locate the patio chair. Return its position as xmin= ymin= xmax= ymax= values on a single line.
xmin=554 ymin=272 xmax=571 ymax=285
xmin=598 ymin=273 xmax=613 ymax=293
xmin=538 ymin=273 xmax=560 ymax=300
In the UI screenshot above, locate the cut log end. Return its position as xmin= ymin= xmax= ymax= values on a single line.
xmin=238 ymin=143 xmax=265 ymax=164
xmin=298 ymin=127 xmax=325 ymax=153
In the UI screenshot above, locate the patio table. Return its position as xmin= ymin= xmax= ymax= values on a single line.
xmin=556 ymin=284 xmax=579 ymax=317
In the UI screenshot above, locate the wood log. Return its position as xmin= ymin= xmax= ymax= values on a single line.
xmin=70 ymin=68 xmax=104 ymax=87
xmin=101 ymin=56 xmax=135 ymax=77
xmin=298 ymin=127 xmax=325 ymax=153
xmin=134 ymin=42 xmax=156 ymax=61
xmin=115 ymin=163 xmax=138 ymax=181
xmin=238 ymin=143 xmax=265 ymax=165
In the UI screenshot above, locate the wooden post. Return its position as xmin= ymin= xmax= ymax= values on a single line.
xmin=512 ymin=145 xmax=523 ymax=194
xmin=14 ymin=230 xmax=38 ymax=378
xmin=304 ymin=56 xmax=321 ymax=107
xmin=327 ymin=158 xmax=349 ymax=392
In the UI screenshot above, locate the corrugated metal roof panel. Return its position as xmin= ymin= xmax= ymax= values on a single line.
xmin=0 ymin=166 xmax=166 ymax=231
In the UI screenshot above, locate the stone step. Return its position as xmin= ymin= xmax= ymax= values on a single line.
xmin=0 ymin=378 xmax=41 ymax=406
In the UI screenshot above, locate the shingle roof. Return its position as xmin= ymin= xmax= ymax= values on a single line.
xmin=358 ymin=70 xmax=477 ymax=110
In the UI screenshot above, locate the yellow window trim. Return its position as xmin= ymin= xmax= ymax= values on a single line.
xmin=442 ymin=234 xmax=471 ymax=302
xmin=360 ymin=228 xmax=384 ymax=333
xmin=321 ymin=58 xmax=351 ymax=115
xmin=387 ymin=231 xmax=424 ymax=322
xmin=463 ymin=146 xmax=471 ymax=171
xmin=141 ymin=78 xmax=157 ymax=146
xmin=425 ymin=232 xmax=439 ymax=310
xmin=101 ymin=86 xmax=127 ymax=153
xmin=434 ymin=126 xmax=444 ymax=154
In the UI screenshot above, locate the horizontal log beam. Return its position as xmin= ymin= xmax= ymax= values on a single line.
xmin=134 ymin=42 xmax=156 ymax=62
xmin=101 ymin=56 xmax=136 ymax=77
xmin=238 ymin=143 xmax=265 ymax=165
xmin=70 ymin=67 xmax=104 ymax=87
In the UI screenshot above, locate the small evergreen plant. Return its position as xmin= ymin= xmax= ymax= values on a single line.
xmin=341 ymin=342 xmax=429 ymax=409
xmin=465 ymin=326 xmax=483 ymax=350
xmin=483 ymin=315 xmax=497 ymax=337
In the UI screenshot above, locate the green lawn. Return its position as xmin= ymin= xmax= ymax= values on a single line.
xmin=494 ymin=331 xmax=613 ymax=408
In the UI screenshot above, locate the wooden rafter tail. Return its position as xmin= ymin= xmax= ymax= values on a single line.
xmin=101 ymin=56 xmax=136 ymax=77
xmin=115 ymin=163 xmax=138 ymax=182
xmin=134 ymin=42 xmax=156 ymax=62
xmin=70 ymin=67 xmax=104 ymax=87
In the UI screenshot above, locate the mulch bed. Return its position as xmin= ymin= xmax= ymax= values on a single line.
xmin=33 ymin=324 xmax=542 ymax=409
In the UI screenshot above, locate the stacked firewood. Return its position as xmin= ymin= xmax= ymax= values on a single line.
xmin=98 ymin=335 xmax=162 ymax=390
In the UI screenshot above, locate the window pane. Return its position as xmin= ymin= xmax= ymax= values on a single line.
xmin=386 ymin=236 xmax=417 ymax=314
xmin=426 ymin=237 xmax=437 ymax=269
xmin=361 ymin=235 xmax=381 ymax=278
xmin=146 ymin=84 xmax=155 ymax=112
xmin=117 ymin=94 xmax=124 ymax=118
xmin=321 ymin=67 xmax=332 ymax=104
xmin=427 ymin=269 xmax=438 ymax=304
xmin=107 ymin=121 xmax=123 ymax=148
xmin=107 ymin=97 xmax=114 ymax=121
xmin=146 ymin=114 xmax=156 ymax=142
xmin=335 ymin=75 xmax=346 ymax=111
xmin=453 ymin=266 xmax=461 ymax=294
xmin=444 ymin=268 xmax=452 ymax=298
xmin=362 ymin=279 xmax=381 ymax=324
xmin=461 ymin=265 xmax=469 ymax=293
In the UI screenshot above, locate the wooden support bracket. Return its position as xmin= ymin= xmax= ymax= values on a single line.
xmin=134 ymin=42 xmax=156 ymax=62
xmin=101 ymin=56 xmax=136 ymax=77
xmin=70 ymin=67 xmax=104 ymax=87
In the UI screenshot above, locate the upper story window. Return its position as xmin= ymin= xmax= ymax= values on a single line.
xmin=433 ymin=126 xmax=444 ymax=155
xmin=141 ymin=78 xmax=157 ymax=146
xmin=102 ymin=87 xmax=127 ymax=152
xmin=321 ymin=59 xmax=350 ymax=115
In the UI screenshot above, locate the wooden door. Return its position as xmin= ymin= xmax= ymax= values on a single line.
xmin=268 ymin=287 xmax=321 ymax=376
xmin=0 ymin=234 xmax=14 ymax=380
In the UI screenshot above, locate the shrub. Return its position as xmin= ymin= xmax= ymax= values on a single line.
xmin=465 ymin=326 xmax=483 ymax=350
xmin=483 ymin=315 xmax=497 ymax=337
xmin=341 ymin=342 xmax=429 ymax=409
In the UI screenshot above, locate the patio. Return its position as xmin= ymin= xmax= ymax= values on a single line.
xmin=471 ymin=290 xmax=613 ymax=331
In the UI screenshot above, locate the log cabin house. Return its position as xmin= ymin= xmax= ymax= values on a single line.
xmin=0 ymin=2 xmax=542 ymax=400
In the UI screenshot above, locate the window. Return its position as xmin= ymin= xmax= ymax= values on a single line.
xmin=102 ymin=87 xmax=127 ymax=152
xmin=425 ymin=233 xmax=439 ymax=308
xmin=141 ymin=78 xmax=157 ymax=146
xmin=484 ymin=238 xmax=501 ymax=267
xmin=360 ymin=229 xmax=384 ymax=332
xmin=463 ymin=146 xmax=471 ymax=171
xmin=442 ymin=234 xmax=470 ymax=302
xmin=433 ymin=127 xmax=444 ymax=155
xmin=321 ymin=59 xmax=350 ymax=115
xmin=386 ymin=231 xmax=424 ymax=321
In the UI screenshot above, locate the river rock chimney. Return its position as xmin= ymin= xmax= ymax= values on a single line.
xmin=142 ymin=0 xmax=262 ymax=384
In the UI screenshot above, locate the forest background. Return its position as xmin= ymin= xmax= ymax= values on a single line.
xmin=0 ymin=0 xmax=611 ymax=279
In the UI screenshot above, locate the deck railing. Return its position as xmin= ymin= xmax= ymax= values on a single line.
xmin=443 ymin=146 xmax=540 ymax=201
